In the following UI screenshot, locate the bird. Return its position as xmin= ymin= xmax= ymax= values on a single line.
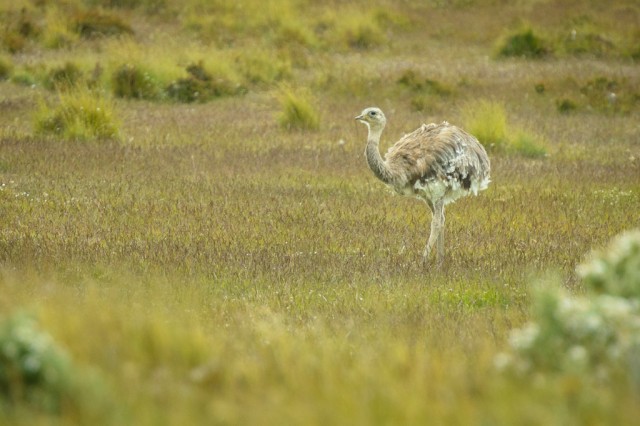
xmin=355 ymin=107 xmax=490 ymax=267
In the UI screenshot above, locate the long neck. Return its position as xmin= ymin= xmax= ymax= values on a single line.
xmin=365 ymin=126 xmax=393 ymax=184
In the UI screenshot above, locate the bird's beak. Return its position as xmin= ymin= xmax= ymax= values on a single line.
xmin=355 ymin=114 xmax=364 ymax=121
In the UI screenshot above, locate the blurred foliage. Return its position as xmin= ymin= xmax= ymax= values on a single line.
xmin=0 ymin=312 xmax=71 ymax=412
xmin=33 ymin=89 xmax=120 ymax=140
xmin=579 ymin=230 xmax=640 ymax=300
xmin=497 ymin=230 xmax=640 ymax=388
xmin=44 ymin=62 xmax=83 ymax=90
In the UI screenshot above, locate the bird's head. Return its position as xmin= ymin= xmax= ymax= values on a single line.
xmin=355 ymin=107 xmax=386 ymax=131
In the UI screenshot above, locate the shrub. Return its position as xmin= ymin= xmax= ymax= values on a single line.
xmin=0 ymin=312 xmax=72 ymax=411
xmin=556 ymin=98 xmax=578 ymax=114
xmin=34 ymin=89 xmax=120 ymax=141
xmin=277 ymin=87 xmax=320 ymax=131
xmin=0 ymin=56 xmax=12 ymax=80
xmin=45 ymin=62 xmax=84 ymax=90
xmin=397 ymin=70 xmax=452 ymax=96
xmin=165 ymin=77 xmax=208 ymax=103
xmin=73 ymin=10 xmax=134 ymax=39
xmin=578 ymin=230 xmax=640 ymax=300
xmin=165 ymin=62 xmax=245 ymax=103
xmin=111 ymin=63 xmax=160 ymax=100
xmin=496 ymin=27 xmax=549 ymax=59
xmin=496 ymin=229 xmax=640 ymax=384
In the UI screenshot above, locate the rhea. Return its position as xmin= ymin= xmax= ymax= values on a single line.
xmin=356 ymin=107 xmax=490 ymax=266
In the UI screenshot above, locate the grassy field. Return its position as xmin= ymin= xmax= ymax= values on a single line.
xmin=1 ymin=0 xmax=640 ymax=424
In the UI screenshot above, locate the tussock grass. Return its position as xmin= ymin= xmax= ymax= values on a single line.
xmin=277 ymin=86 xmax=320 ymax=131
xmin=461 ymin=100 xmax=547 ymax=157
xmin=33 ymin=89 xmax=119 ymax=140
xmin=111 ymin=63 xmax=161 ymax=100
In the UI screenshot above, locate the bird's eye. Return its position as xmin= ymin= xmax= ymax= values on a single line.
xmin=369 ymin=111 xmax=377 ymax=116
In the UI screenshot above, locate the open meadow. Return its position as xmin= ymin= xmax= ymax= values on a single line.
xmin=1 ymin=0 xmax=640 ymax=424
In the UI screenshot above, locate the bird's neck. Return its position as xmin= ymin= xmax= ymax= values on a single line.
xmin=365 ymin=126 xmax=393 ymax=185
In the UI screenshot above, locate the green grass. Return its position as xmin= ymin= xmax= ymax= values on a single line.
xmin=1 ymin=0 xmax=640 ymax=424
xmin=277 ymin=86 xmax=320 ymax=131
xmin=33 ymin=88 xmax=119 ymax=140
xmin=461 ymin=100 xmax=547 ymax=157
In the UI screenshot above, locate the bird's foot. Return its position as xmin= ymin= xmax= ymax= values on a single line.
xmin=421 ymin=254 xmax=444 ymax=270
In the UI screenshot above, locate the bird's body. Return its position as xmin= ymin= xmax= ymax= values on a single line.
xmin=356 ymin=107 xmax=490 ymax=266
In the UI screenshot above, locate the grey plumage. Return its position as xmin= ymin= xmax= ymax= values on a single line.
xmin=356 ymin=107 xmax=490 ymax=266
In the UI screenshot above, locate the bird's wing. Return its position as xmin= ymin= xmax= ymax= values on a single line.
xmin=385 ymin=122 xmax=489 ymax=190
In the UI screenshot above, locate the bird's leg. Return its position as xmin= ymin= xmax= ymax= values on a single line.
xmin=422 ymin=201 xmax=434 ymax=263
xmin=423 ymin=199 xmax=445 ymax=268
xmin=435 ymin=202 xmax=445 ymax=267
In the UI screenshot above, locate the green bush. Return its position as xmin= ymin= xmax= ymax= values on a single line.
xmin=165 ymin=77 xmax=208 ymax=102
xmin=397 ymin=70 xmax=452 ymax=96
xmin=0 ymin=56 xmax=12 ymax=80
xmin=497 ymin=27 xmax=549 ymax=59
xmin=73 ymin=10 xmax=134 ymax=39
xmin=276 ymin=87 xmax=320 ymax=131
xmin=34 ymin=89 xmax=120 ymax=141
xmin=496 ymin=229 xmax=640 ymax=384
xmin=111 ymin=63 xmax=160 ymax=100
xmin=556 ymin=98 xmax=578 ymax=114
xmin=0 ymin=312 xmax=71 ymax=411
xmin=166 ymin=62 xmax=245 ymax=103
xmin=45 ymin=62 xmax=84 ymax=90
xmin=579 ymin=230 xmax=640 ymax=299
